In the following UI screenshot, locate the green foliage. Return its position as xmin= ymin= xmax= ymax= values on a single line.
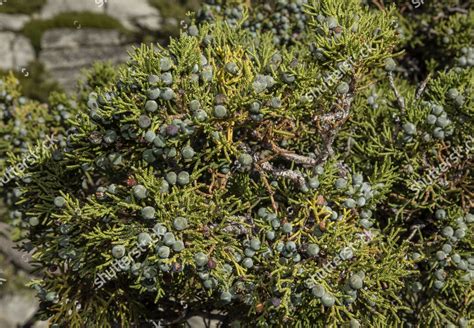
xmin=0 ymin=61 xmax=62 ymax=103
xmin=0 ymin=0 xmax=46 ymax=14
xmin=0 ymin=0 xmax=473 ymax=327
xmin=22 ymin=12 xmax=129 ymax=53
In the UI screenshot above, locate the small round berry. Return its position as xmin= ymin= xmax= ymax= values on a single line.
xmin=384 ymin=58 xmax=397 ymax=71
xmin=144 ymin=130 xmax=156 ymax=143
xmin=307 ymin=244 xmax=320 ymax=256
xmin=403 ymin=122 xmax=416 ymax=135
xmin=441 ymin=226 xmax=454 ymax=238
xmin=336 ymin=82 xmax=350 ymax=95
xmin=145 ymin=100 xmax=158 ymax=112
xmin=436 ymin=250 xmax=447 ymax=261
xmin=455 ymin=95 xmax=465 ymax=106
xmin=161 ymin=87 xmax=175 ymax=101
xmin=141 ymin=206 xmax=156 ymax=219
xmin=335 ymin=178 xmax=347 ymax=189
xmin=344 ymin=198 xmax=356 ymax=208
xmin=181 ymin=146 xmax=195 ymax=159
xmin=213 ymin=105 xmax=227 ymax=118
xmin=133 ymin=185 xmax=147 ymax=199
xmin=193 ymin=109 xmax=208 ymax=122
xmin=433 ymin=280 xmax=444 ymax=290
xmin=138 ymin=115 xmax=152 ymax=129
xmin=339 ymin=247 xmax=353 ymax=260
xmin=454 ymin=228 xmax=466 ymax=239
xmin=187 ymin=25 xmax=199 ymax=36
xmin=161 ymin=72 xmax=173 ymax=85
xmin=308 ymin=177 xmax=320 ymax=189
xmin=435 ymin=209 xmax=447 ymax=220
xmin=220 ymin=291 xmax=232 ymax=303
xmin=250 ymin=238 xmax=261 ymax=251
xmin=153 ymin=223 xmax=167 ymax=236
xmin=54 ymin=196 xmax=66 ymax=208
xmin=321 ymin=293 xmax=335 ymax=307
xmin=160 ymin=57 xmax=172 ymax=71
xmin=238 ymin=153 xmax=253 ymax=166
xmin=242 ymin=257 xmax=253 ymax=269
xmin=112 ymin=245 xmax=126 ymax=258
xmin=45 ymin=292 xmax=58 ymax=302
xmin=163 ymin=232 xmax=175 ymax=246
xmin=433 ymin=127 xmax=445 ymax=139
xmin=173 ymin=217 xmax=188 ymax=231
xmin=349 ymin=319 xmax=361 ymax=328
xmin=326 ymin=16 xmax=338 ymax=29
xmin=165 ymin=172 xmax=177 ymax=185
xmin=311 ymin=284 xmax=325 ymax=298
xmin=431 ymin=105 xmax=444 ymax=116
xmin=137 ymin=232 xmax=152 ymax=247
xmin=441 ymin=243 xmax=452 ymax=254
xmin=465 ymin=213 xmax=474 ymax=223
xmin=426 ymin=114 xmax=437 ymax=125
xmin=172 ymin=240 xmax=185 ymax=252
xmin=147 ymin=75 xmax=163 ymax=87
xmin=447 ymin=88 xmax=459 ymax=99
xmin=266 ymin=231 xmax=275 ymax=240
xmin=147 ymin=88 xmax=161 ymax=100
xmin=282 ymin=223 xmax=293 ymax=234
xmin=189 ymin=99 xmax=200 ymax=111
xmin=271 ymin=219 xmax=281 ymax=229
xmin=157 ymin=246 xmax=170 ymax=258
xmin=249 ymin=101 xmax=260 ymax=114
xmin=434 ymin=269 xmax=446 ymax=281
xmin=194 ymin=252 xmax=208 ymax=266
xmin=436 ymin=117 xmax=450 ymax=128
xmin=103 ymin=130 xmax=118 ymax=143
xmin=349 ymin=274 xmax=363 ymax=290
xmin=352 ymin=173 xmax=363 ymax=185
xmin=165 ymin=124 xmax=179 ymax=137
xmin=244 ymin=247 xmax=255 ymax=257
xmin=29 ymin=217 xmax=39 ymax=226
xmin=177 ymin=171 xmax=190 ymax=185
xmin=269 ymin=97 xmax=281 ymax=108
xmin=285 ymin=241 xmax=297 ymax=253
xmin=225 ymin=62 xmax=239 ymax=75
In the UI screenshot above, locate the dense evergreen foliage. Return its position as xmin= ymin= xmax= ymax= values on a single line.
xmin=0 ymin=0 xmax=472 ymax=326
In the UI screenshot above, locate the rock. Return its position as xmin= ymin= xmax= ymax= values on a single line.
xmin=133 ymin=15 xmax=162 ymax=31
xmin=106 ymin=0 xmax=161 ymax=31
xmin=41 ymin=28 xmax=124 ymax=49
xmin=12 ymin=36 xmax=36 ymax=67
xmin=40 ymin=28 xmax=131 ymax=90
xmin=0 ymin=294 xmax=38 ymax=327
xmin=187 ymin=315 xmax=221 ymax=328
xmin=40 ymin=0 xmax=104 ymax=20
xmin=0 ymin=32 xmax=35 ymax=70
xmin=0 ymin=14 xmax=30 ymax=31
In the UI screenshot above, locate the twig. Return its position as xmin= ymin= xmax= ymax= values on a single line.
xmin=446 ymin=7 xmax=468 ymax=14
xmin=270 ymin=143 xmax=317 ymax=166
xmin=314 ymin=94 xmax=353 ymax=164
xmin=260 ymin=161 xmax=306 ymax=188
xmin=415 ymin=73 xmax=431 ymax=100
xmin=388 ymin=71 xmax=406 ymax=114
